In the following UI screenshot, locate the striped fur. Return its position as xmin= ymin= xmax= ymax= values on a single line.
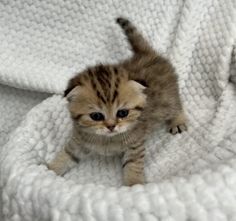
xmin=48 ymin=17 xmax=187 ymax=186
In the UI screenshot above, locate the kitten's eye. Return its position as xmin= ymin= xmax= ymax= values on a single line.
xmin=89 ymin=112 xmax=105 ymax=121
xmin=117 ymin=109 xmax=129 ymax=118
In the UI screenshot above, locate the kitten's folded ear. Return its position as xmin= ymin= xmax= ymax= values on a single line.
xmin=64 ymin=87 xmax=74 ymax=97
xmin=133 ymin=79 xmax=148 ymax=88
xmin=65 ymin=86 xmax=81 ymax=102
xmin=128 ymin=80 xmax=146 ymax=91
xmin=64 ymin=76 xmax=82 ymax=98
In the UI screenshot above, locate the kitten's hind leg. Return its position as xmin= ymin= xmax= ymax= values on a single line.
xmin=47 ymin=149 xmax=79 ymax=176
xmin=168 ymin=111 xmax=188 ymax=135
xmin=116 ymin=17 xmax=154 ymax=55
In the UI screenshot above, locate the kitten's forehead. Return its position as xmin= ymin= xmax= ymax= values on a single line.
xmin=68 ymin=65 xmax=146 ymax=116
xmin=85 ymin=65 xmax=128 ymax=105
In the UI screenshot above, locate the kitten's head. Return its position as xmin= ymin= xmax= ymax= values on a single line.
xmin=65 ymin=65 xmax=146 ymax=136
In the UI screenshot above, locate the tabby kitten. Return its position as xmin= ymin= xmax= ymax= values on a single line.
xmin=48 ymin=17 xmax=187 ymax=186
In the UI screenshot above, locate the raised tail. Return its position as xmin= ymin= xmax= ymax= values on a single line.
xmin=116 ymin=17 xmax=154 ymax=55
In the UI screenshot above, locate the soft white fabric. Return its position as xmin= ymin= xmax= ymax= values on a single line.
xmin=1 ymin=0 xmax=236 ymax=220
xmin=0 ymin=85 xmax=49 ymax=218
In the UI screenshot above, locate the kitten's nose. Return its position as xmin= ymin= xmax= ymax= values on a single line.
xmin=107 ymin=125 xmax=115 ymax=132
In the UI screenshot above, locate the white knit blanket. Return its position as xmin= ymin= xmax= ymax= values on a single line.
xmin=1 ymin=0 xmax=236 ymax=220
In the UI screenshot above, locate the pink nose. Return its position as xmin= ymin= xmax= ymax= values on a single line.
xmin=107 ymin=125 xmax=115 ymax=132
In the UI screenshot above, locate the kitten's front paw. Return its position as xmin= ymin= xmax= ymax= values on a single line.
xmin=169 ymin=123 xmax=187 ymax=135
xmin=47 ymin=159 xmax=78 ymax=176
xmin=47 ymin=162 xmax=65 ymax=176
xmin=124 ymin=174 xmax=144 ymax=186
xmin=123 ymin=170 xmax=144 ymax=186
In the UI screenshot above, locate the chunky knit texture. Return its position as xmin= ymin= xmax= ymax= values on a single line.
xmin=0 ymin=0 xmax=236 ymax=220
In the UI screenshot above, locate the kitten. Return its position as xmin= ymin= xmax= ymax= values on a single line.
xmin=48 ymin=17 xmax=187 ymax=186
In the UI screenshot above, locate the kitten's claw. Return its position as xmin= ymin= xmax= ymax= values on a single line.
xmin=169 ymin=123 xmax=187 ymax=135
xmin=168 ymin=112 xmax=187 ymax=135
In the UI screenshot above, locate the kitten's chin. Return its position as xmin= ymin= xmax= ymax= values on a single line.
xmin=93 ymin=127 xmax=128 ymax=137
xmin=103 ymin=131 xmax=120 ymax=137
xmin=78 ymin=127 xmax=120 ymax=137
xmin=95 ymin=130 xmax=122 ymax=137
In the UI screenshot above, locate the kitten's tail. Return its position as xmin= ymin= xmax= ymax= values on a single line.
xmin=116 ymin=17 xmax=154 ymax=55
